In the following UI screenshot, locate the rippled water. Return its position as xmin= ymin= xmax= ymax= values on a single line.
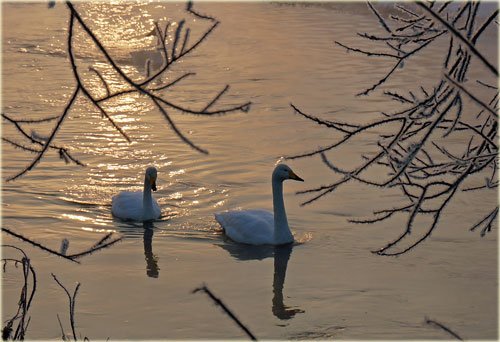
xmin=2 ymin=2 xmax=498 ymax=340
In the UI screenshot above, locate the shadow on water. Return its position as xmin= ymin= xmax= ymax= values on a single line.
xmin=217 ymin=241 xmax=305 ymax=320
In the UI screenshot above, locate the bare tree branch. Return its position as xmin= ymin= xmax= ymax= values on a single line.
xmin=2 ymin=246 xmax=37 ymax=341
xmin=416 ymin=1 xmax=498 ymax=76
xmin=425 ymin=317 xmax=464 ymax=340
xmin=2 ymin=227 xmax=122 ymax=263
xmin=193 ymin=284 xmax=257 ymax=340
xmin=290 ymin=1 xmax=498 ymax=255
xmin=52 ymin=274 xmax=80 ymax=341
xmin=444 ymin=74 xmax=498 ymax=117
xmin=4 ymin=1 xmax=251 ymax=180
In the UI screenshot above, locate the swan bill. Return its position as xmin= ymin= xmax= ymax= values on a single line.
xmin=150 ymin=177 xmax=157 ymax=191
xmin=288 ymin=170 xmax=304 ymax=182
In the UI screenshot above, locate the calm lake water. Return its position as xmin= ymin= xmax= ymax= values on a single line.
xmin=2 ymin=2 xmax=498 ymax=340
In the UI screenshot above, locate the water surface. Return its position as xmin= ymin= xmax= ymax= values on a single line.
xmin=2 ymin=2 xmax=498 ymax=340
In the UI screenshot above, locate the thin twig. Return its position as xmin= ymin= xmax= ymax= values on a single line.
xmin=469 ymin=207 xmax=498 ymax=237
xmin=193 ymin=284 xmax=257 ymax=340
xmin=2 ymin=227 xmax=122 ymax=263
xmin=367 ymin=2 xmax=392 ymax=33
xmin=51 ymin=274 xmax=80 ymax=341
xmin=6 ymin=86 xmax=80 ymax=182
xmin=417 ymin=2 xmax=498 ymax=76
xmin=334 ymin=41 xmax=400 ymax=59
xmin=425 ymin=317 xmax=464 ymax=340
xmin=88 ymin=67 xmax=110 ymax=97
xmin=2 ymin=246 xmax=37 ymax=341
xmin=444 ymin=74 xmax=498 ymax=117
xmin=471 ymin=9 xmax=499 ymax=44
xmin=9 ymin=115 xmax=61 ymax=123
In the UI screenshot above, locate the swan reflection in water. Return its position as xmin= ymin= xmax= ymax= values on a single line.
xmin=143 ymin=221 xmax=159 ymax=278
xmin=218 ymin=242 xmax=305 ymax=320
xmin=113 ymin=220 xmax=160 ymax=278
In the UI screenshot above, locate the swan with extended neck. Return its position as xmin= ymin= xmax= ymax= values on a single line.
xmin=215 ymin=164 xmax=304 ymax=245
xmin=111 ymin=166 xmax=161 ymax=221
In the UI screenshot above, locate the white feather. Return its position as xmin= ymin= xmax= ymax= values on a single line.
xmin=111 ymin=167 xmax=161 ymax=221
xmin=215 ymin=164 xmax=303 ymax=246
xmin=215 ymin=210 xmax=276 ymax=245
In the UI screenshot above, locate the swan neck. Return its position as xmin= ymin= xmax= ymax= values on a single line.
xmin=272 ymin=178 xmax=292 ymax=244
xmin=143 ymin=179 xmax=153 ymax=214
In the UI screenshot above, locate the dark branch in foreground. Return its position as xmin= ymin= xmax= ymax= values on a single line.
xmin=425 ymin=317 xmax=464 ymax=340
xmin=2 ymin=246 xmax=37 ymax=341
xmin=2 ymin=245 xmax=97 ymax=341
xmin=289 ymin=1 xmax=498 ymax=255
xmin=193 ymin=284 xmax=257 ymax=340
xmin=416 ymin=1 xmax=498 ymax=77
xmin=2 ymin=227 xmax=122 ymax=263
xmin=52 ymin=274 xmax=80 ymax=341
xmin=469 ymin=206 xmax=498 ymax=237
xmin=4 ymin=1 xmax=251 ymax=181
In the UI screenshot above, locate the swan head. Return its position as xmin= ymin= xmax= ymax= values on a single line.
xmin=273 ymin=164 xmax=304 ymax=183
xmin=145 ymin=166 xmax=158 ymax=191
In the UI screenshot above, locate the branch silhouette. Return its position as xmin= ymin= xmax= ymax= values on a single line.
xmin=2 ymin=227 xmax=122 ymax=264
xmin=193 ymin=284 xmax=257 ymax=340
xmin=52 ymin=273 xmax=80 ymax=341
xmin=4 ymin=1 xmax=251 ymax=181
xmin=2 ymin=246 xmax=37 ymax=341
xmin=289 ymin=2 xmax=498 ymax=255
xmin=425 ymin=317 xmax=464 ymax=341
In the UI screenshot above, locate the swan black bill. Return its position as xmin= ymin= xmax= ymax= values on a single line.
xmin=152 ymin=181 xmax=157 ymax=191
xmin=289 ymin=171 xmax=304 ymax=182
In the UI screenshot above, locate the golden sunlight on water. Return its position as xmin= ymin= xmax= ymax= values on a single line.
xmin=2 ymin=1 xmax=498 ymax=340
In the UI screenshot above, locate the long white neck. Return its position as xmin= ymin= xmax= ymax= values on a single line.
xmin=143 ymin=179 xmax=154 ymax=220
xmin=272 ymin=178 xmax=293 ymax=245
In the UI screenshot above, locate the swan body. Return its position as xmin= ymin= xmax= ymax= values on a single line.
xmin=112 ymin=166 xmax=161 ymax=221
xmin=215 ymin=164 xmax=304 ymax=246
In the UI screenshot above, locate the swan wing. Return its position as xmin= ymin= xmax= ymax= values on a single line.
xmin=215 ymin=209 xmax=275 ymax=245
xmin=151 ymin=198 xmax=161 ymax=219
xmin=111 ymin=191 xmax=143 ymax=221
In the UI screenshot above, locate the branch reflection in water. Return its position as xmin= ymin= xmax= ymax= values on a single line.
xmin=217 ymin=242 xmax=304 ymax=320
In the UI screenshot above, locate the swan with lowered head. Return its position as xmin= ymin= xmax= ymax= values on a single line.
xmin=215 ymin=164 xmax=304 ymax=246
xmin=111 ymin=166 xmax=161 ymax=221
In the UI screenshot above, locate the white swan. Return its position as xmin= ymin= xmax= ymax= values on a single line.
xmin=215 ymin=164 xmax=304 ymax=245
xmin=111 ymin=166 xmax=161 ymax=221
